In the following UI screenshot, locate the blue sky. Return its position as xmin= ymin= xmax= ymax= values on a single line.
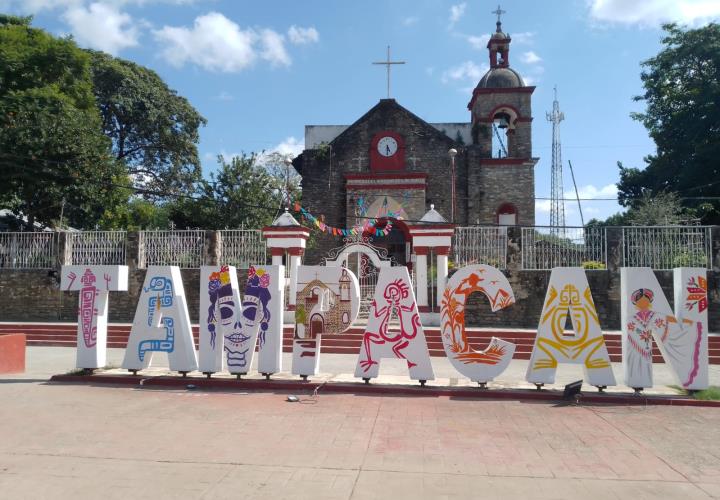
xmin=4 ymin=0 xmax=720 ymax=226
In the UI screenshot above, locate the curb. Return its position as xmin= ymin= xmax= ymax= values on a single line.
xmin=48 ymin=374 xmax=720 ymax=408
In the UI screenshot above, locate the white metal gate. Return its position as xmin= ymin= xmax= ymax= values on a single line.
xmin=324 ymin=236 xmax=395 ymax=319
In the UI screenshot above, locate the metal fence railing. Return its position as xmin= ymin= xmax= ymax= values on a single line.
xmin=218 ymin=229 xmax=266 ymax=268
xmin=66 ymin=231 xmax=126 ymax=265
xmin=0 ymin=226 xmax=715 ymax=271
xmin=0 ymin=232 xmax=57 ymax=269
xmin=138 ymin=230 xmax=206 ymax=268
xmin=622 ymin=226 xmax=712 ymax=270
xmin=453 ymin=226 xmax=508 ymax=269
xmin=521 ymin=226 xmax=607 ymax=270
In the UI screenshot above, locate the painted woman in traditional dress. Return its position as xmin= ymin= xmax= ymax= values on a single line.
xmin=625 ymin=288 xmax=695 ymax=387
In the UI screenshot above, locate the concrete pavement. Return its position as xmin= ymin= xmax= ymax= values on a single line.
xmin=1 ymin=347 xmax=720 ymax=498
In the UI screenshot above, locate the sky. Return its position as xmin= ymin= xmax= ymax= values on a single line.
xmin=3 ymin=0 xmax=720 ymax=226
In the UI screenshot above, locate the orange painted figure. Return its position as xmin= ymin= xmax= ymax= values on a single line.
xmin=441 ymin=269 xmax=513 ymax=364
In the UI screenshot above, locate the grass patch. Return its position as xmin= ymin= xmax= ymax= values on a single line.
xmin=65 ymin=368 xmax=86 ymax=376
xmin=692 ymin=387 xmax=720 ymax=401
xmin=667 ymin=384 xmax=720 ymax=400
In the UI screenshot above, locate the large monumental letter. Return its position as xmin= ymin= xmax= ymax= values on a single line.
xmin=61 ymin=265 xmax=128 ymax=369
xmin=354 ymin=267 xmax=434 ymax=382
xmin=621 ymin=267 xmax=708 ymax=390
xmin=199 ymin=265 xmax=281 ymax=375
xmin=251 ymin=265 xmax=285 ymax=376
xmin=526 ymin=268 xmax=616 ymax=387
xmin=292 ymin=266 xmax=360 ymax=377
xmin=440 ymin=264 xmax=516 ymax=383
xmin=122 ymin=266 xmax=197 ymax=373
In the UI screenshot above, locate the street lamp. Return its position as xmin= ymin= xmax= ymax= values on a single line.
xmin=448 ymin=148 xmax=457 ymax=223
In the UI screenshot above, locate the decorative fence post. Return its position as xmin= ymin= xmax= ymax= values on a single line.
xmin=57 ymin=231 xmax=71 ymax=268
xmin=262 ymin=210 xmax=310 ymax=322
xmin=205 ymin=230 xmax=219 ymax=266
xmin=407 ymin=205 xmax=455 ymax=326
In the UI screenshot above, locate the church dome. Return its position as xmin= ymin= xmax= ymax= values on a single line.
xmin=476 ymin=67 xmax=525 ymax=89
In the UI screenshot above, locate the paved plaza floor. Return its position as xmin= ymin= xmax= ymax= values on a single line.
xmin=2 ymin=347 xmax=720 ymax=498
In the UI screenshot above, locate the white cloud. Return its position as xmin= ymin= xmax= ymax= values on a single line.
xmin=535 ymin=199 xmax=551 ymax=213
xmin=402 ymin=16 xmax=419 ymax=26
xmin=287 ymin=25 xmax=319 ymax=45
xmin=153 ymin=12 xmax=293 ymax=72
xmin=588 ymin=0 xmax=720 ymax=27
xmin=510 ymin=31 xmax=535 ymax=44
xmin=520 ymin=51 xmax=542 ymax=64
xmin=569 ymin=183 xmax=618 ymax=200
xmin=63 ymin=2 xmax=139 ymax=54
xmin=449 ymin=2 xmax=466 ymax=26
xmin=441 ymin=61 xmax=487 ymax=84
xmin=466 ymin=34 xmax=490 ymax=49
xmin=523 ymin=76 xmax=536 ymax=86
xmin=272 ymin=136 xmax=305 ymax=158
xmin=260 ymin=28 xmax=291 ymax=67
xmin=536 ymin=184 xmax=617 ymax=218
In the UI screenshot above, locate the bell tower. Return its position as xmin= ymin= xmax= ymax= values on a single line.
xmin=464 ymin=8 xmax=537 ymax=226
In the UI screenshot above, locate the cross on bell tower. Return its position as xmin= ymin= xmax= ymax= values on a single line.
xmin=492 ymin=5 xmax=506 ymax=24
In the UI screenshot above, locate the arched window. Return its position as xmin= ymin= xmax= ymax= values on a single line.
xmin=496 ymin=203 xmax=517 ymax=225
xmin=488 ymin=105 xmax=519 ymax=158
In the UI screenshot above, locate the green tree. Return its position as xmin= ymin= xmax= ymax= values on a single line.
xmin=587 ymin=191 xmax=697 ymax=227
xmin=98 ymin=198 xmax=171 ymax=230
xmin=88 ymin=51 xmax=206 ymax=198
xmin=168 ymin=154 xmax=280 ymax=229
xmin=258 ymin=151 xmax=302 ymax=211
xmin=0 ymin=16 xmax=125 ymax=229
xmin=618 ymin=23 xmax=720 ymax=223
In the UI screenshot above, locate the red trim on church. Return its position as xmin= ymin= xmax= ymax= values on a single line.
xmin=467 ymin=86 xmax=536 ymax=110
xmin=346 ymin=183 xmax=426 ymax=191
xmin=345 ymin=173 xmax=428 ymax=180
xmin=476 ymin=117 xmax=533 ymax=123
xmin=480 ymin=158 xmax=532 ymax=166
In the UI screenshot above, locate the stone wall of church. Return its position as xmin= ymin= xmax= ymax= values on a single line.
xmin=465 ymin=147 xmax=535 ymax=225
xmin=299 ymin=99 xmax=466 ymax=264
xmin=470 ymin=92 xmax=533 ymax=158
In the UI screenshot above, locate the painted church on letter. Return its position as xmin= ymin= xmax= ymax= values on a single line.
xmin=292 ymin=15 xmax=537 ymax=265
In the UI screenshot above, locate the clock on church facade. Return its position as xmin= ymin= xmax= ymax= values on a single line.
xmin=369 ymin=131 xmax=405 ymax=171
xmin=292 ymin=15 xmax=537 ymax=265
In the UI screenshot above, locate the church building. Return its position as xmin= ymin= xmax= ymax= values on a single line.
xmin=292 ymin=15 xmax=537 ymax=265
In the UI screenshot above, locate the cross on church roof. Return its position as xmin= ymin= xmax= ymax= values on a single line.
xmin=372 ymin=46 xmax=405 ymax=99
xmin=492 ymin=5 xmax=506 ymax=24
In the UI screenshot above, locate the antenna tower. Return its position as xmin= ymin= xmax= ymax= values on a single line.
xmin=547 ymin=86 xmax=566 ymax=234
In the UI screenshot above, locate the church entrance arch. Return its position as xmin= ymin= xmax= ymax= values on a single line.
xmin=324 ymin=236 xmax=396 ymax=320
xmin=363 ymin=218 xmax=410 ymax=266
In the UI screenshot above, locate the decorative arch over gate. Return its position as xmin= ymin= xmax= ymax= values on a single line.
xmin=324 ymin=236 xmax=397 ymax=319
